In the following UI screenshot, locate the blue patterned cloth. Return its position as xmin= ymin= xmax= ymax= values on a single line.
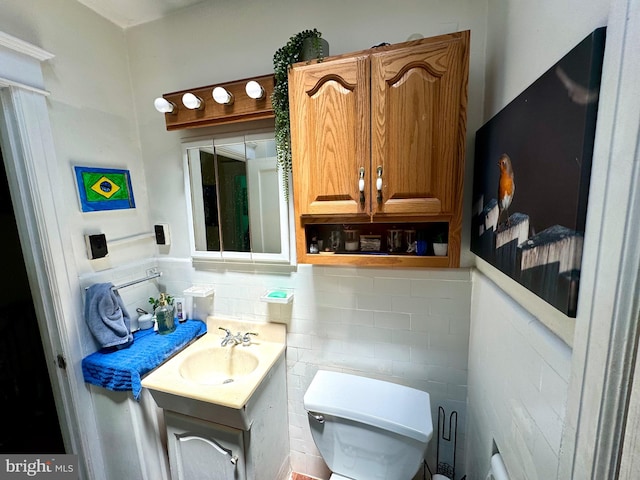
xmin=81 ymin=320 xmax=207 ymax=400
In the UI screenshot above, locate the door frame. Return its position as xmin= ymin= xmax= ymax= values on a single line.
xmin=0 ymin=32 xmax=105 ymax=479
xmin=558 ymin=0 xmax=640 ymax=477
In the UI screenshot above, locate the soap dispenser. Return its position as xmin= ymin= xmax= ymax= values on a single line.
xmin=155 ymin=293 xmax=176 ymax=335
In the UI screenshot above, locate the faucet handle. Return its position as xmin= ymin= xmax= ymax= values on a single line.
xmin=219 ymin=327 xmax=233 ymax=346
xmin=242 ymin=332 xmax=258 ymax=346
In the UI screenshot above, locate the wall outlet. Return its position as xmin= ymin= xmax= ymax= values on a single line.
xmin=154 ymin=223 xmax=170 ymax=245
xmin=85 ymin=233 xmax=108 ymax=259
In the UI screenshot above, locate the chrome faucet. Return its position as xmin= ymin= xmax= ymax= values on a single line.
xmin=219 ymin=327 xmax=258 ymax=346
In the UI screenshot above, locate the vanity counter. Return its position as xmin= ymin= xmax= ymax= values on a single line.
xmin=82 ymin=320 xmax=207 ymax=399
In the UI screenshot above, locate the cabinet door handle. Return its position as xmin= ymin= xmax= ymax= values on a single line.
xmin=376 ymin=166 xmax=383 ymax=203
xmin=230 ymin=455 xmax=238 ymax=465
xmin=358 ymin=167 xmax=365 ymax=206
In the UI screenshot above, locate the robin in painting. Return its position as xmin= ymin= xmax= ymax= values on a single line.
xmin=497 ymin=153 xmax=515 ymax=229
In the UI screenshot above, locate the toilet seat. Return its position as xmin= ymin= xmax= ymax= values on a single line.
xmin=329 ymin=474 xmax=352 ymax=480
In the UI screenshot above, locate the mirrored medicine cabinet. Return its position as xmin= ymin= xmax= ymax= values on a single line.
xmin=183 ymin=131 xmax=292 ymax=263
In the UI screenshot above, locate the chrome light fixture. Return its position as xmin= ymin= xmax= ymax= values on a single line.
xmin=212 ymin=86 xmax=234 ymax=105
xmin=245 ymin=80 xmax=265 ymax=100
xmin=154 ymin=97 xmax=176 ymax=114
xmin=182 ymin=92 xmax=203 ymax=110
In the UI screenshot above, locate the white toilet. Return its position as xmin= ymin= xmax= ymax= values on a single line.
xmin=304 ymin=370 xmax=433 ymax=480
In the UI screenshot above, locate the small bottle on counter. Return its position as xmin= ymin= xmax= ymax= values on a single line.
xmin=173 ymin=297 xmax=186 ymax=323
xmin=155 ymin=293 xmax=176 ymax=335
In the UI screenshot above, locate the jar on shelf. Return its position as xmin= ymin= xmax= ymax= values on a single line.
xmin=344 ymin=229 xmax=359 ymax=252
xmin=387 ymin=228 xmax=404 ymax=253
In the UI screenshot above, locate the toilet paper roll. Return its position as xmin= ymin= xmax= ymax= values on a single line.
xmin=488 ymin=453 xmax=510 ymax=480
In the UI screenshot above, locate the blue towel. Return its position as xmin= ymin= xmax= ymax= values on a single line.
xmin=81 ymin=320 xmax=207 ymax=399
xmin=85 ymin=283 xmax=133 ymax=350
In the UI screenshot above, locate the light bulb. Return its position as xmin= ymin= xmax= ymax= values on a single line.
xmin=245 ymin=81 xmax=265 ymax=100
xmin=182 ymin=92 xmax=203 ymax=110
xmin=212 ymin=87 xmax=234 ymax=105
xmin=154 ymin=97 xmax=175 ymax=114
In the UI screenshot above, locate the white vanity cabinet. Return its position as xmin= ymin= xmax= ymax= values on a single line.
xmin=159 ymin=352 xmax=289 ymax=480
xmin=166 ymin=411 xmax=247 ymax=480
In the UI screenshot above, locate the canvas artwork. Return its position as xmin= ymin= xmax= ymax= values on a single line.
xmin=470 ymin=27 xmax=606 ymax=317
xmin=74 ymin=166 xmax=136 ymax=212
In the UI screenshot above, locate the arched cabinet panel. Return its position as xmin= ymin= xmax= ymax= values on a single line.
xmin=167 ymin=411 xmax=247 ymax=480
xmin=289 ymin=55 xmax=370 ymax=216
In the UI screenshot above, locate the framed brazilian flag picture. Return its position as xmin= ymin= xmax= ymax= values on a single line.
xmin=74 ymin=166 xmax=136 ymax=212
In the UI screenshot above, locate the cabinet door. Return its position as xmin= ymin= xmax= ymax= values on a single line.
xmin=289 ymin=55 xmax=371 ymax=215
xmin=370 ymin=32 xmax=469 ymax=216
xmin=166 ymin=411 xmax=246 ymax=480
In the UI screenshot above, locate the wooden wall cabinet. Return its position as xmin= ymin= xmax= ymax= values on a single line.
xmin=289 ymin=31 xmax=470 ymax=267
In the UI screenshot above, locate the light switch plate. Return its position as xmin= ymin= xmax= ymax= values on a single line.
xmin=85 ymin=233 xmax=108 ymax=259
xmin=154 ymin=223 xmax=170 ymax=245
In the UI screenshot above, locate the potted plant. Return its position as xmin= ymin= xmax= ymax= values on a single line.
xmin=272 ymin=29 xmax=327 ymax=200
xmin=432 ymin=231 xmax=449 ymax=256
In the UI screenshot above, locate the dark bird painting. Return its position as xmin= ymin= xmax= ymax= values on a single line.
xmin=470 ymin=27 xmax=606 ymax=318
xmin=497 ymin=154 xmax=515 ymax=229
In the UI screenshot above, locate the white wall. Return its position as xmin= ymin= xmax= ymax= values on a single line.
xmin=0 ymin=0 xmax=164 ymax=364
xmin=126 ymin=1 xmax=488 ymax=478
xmin=467 ymin=1 xmax=611 ymax=479
xmin=467 ymin=273 xmax=571 ymax=479
xmin=0 ymin=0 xmax=157 ymax=275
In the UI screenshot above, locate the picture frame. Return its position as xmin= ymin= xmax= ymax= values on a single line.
xmin=470 ymin=27 xmax=606 ymax=317
xmin=74 ymin=166 xmax=136 ymax=212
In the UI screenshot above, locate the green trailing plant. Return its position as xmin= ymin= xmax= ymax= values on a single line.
xmin=272 ymin=28 xmax=325 ymax=200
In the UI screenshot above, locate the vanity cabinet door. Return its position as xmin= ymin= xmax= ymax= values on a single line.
xmin=370 ymin=31 xmax=469 ymax=218
xmin=166 ymin=411 xmax=246 ymax=480
xmin=289 ymin=54 xmax=371 ymax=216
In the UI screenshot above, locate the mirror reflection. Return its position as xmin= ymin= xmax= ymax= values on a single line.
xmin=185 ymin=132 xmax=287 ymax=260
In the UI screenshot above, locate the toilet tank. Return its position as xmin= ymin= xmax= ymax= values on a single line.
xmin=304 ymin=370 xmax=433 ymax=480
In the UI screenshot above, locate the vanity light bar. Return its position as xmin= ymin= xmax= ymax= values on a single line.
xmin=155 ymin=74 xmax=275 ymax=131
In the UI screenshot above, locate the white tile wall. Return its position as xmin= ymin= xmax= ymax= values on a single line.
xmin=157 ymin=259 xmax=472 ymax=479
xmin=465 ymin=271 xmax=571 ymax=480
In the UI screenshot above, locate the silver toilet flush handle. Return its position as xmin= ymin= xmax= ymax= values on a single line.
xmin=307 ymin=411 xmax=325 ymax=424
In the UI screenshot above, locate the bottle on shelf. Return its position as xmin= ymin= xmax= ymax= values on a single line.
xmin=155 ymin=293 xmax=176 ymax=335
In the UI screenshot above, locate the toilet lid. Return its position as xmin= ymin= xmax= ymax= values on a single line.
xmin=304 ymin=370 xmax=433 ymax=443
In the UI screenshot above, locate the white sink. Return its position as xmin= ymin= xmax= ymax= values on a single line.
xmin=179 ymin=345 xmax=259 ymax=385
xmin=142 ymin=318 xmax=286 ymax=420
